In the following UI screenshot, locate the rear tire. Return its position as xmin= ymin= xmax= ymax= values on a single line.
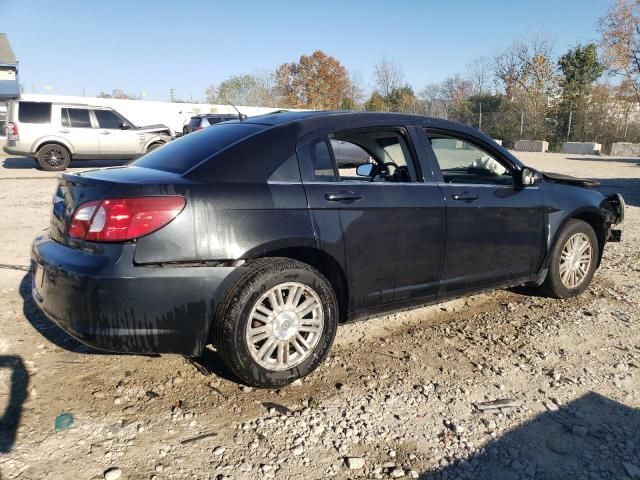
xmin=539 ymin=219 xmax=598 ymax=298
xmin=211 ymin=258 xmax=338 ymax=388
xmin=36 ymin=144 xmax=70 ymax=171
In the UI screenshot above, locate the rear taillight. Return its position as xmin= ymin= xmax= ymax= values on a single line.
xmin=7 ymin=122 xmax=18 ymax=141
xmin=68 ymin=196 xmax=186 ymax=242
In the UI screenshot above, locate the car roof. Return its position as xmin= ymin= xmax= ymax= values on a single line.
xmin=241 ymin=110 xmax=450 ymax=127
xmin=193 ymin=113 xmax=237 ymax=118
xmin=18 ymin=100 xmax=118 ymax=109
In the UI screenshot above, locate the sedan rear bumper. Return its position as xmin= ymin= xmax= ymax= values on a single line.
xmin=31 ymin=235 xmax=244 ymax=356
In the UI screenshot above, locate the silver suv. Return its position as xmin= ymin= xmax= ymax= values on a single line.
xmin=3 ymin=101 xmax=172 ymax=171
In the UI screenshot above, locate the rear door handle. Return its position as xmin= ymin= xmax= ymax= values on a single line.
xmin=100 ymin=131 xmax=111 ymax=135
xmin=452 ymin=193 xmax=479 ymax=202
xmin=324 ymin=191 xmax=362 ymax=202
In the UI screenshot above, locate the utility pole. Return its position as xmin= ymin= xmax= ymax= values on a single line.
xmin=478 ymin=102 xmax=482 ymax=131
xmin=566 ymin=109 xmax=572 ymax=141
xmin=170 ymin=88 xmax=175 ymax=102
xmin=520 ymin=111 xmax=524 ymax=136
xmin=82 ymin=86 xmax=86 ymax=97
xmin=624 ymin=110 xmax=629 ymax=139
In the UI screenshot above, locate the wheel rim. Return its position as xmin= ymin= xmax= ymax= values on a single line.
xmin=559 ymin=232 xmax=592 ymax=289
xmin=43 ymin=146 xmax=66 ymax=167
xmin=245 ymin=282 xmax=324 ymax=371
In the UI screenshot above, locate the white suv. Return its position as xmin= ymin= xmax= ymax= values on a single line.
xmin=3 ymin=101 xmax=172 ymax=171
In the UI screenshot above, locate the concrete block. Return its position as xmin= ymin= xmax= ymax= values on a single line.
xmin=561 ymin=142 xmax=601 ymax=155
xmin=610 ymin=142 xmax=640 ymax=157
xmin=514 ymin=140 xmax=548 ymax=153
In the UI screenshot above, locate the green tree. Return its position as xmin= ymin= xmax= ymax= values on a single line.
xmin=364 ymin=91 xmax=387 ymax=111
xmin=557 ymin=43 xmax=603 ymax=141
xmin=558 ymin=43 xmax=603 ymax=101
xmin=387 ymin=85 xmax=418 ymax=112
xmin=340 ymin=97 xmax=355 ymax=110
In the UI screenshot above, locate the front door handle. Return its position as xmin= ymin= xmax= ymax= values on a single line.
xmin=100 ymin=131 xmax=111 ymax=135
xmin=452 ymin=193 xmax=479 ymax=202
xmin=324 ymin=191 xmax=362 ymax=202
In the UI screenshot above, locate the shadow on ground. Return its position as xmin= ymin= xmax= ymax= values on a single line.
xmin=0 ymin=356 xmax=28 ymax=454
xmin=423 ymin=392 xmax=640 ymax=479
xmin=566 ymin=156 xmax=640 ymax=165
xmin=2 ymin=156 xmax=127 ymax=170
xmin=594 ymin=177 xmax=640 ymax=207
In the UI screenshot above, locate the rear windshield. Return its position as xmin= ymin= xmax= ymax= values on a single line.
xmin=18 ymin=102 xmax=51 ymax=124
xmin=132 ymin=122 xmax=265 ymax=174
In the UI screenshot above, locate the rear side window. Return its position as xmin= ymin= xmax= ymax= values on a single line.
xmin=18 ymin=102 xmax=51 ymax=124
xmin=206 ymin=117 xmax=221 ymax=125
xmin=298 ymin=139 xmax=337 ymax=182
xmin=61 ymin=108 xmax=92 ymax=128
xmin=132 ymin=123 xmax=265 ymax=174
xmin=189 ymin=117 xmax=200 ymax=128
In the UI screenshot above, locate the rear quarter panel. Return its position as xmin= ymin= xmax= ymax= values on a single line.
xmin=133 ymin=182 xmax=315 ymax=264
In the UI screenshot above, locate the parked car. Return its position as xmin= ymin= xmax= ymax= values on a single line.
xmin=31 ymin=111 xmax=624 ymax=388
xmin=182 ymin=114 xmax=238 ymax=135
xmin=3 ymin=100 xmax=172 ymax=171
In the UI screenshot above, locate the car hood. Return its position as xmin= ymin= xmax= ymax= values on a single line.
xmin=542 ymin=171 xmax=600 ymax=188
xmin=136 ymin=124 xmax=171 ymax=133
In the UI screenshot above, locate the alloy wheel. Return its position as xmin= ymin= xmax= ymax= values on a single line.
xmin=559 ymin=232 xmax=592 ymax=289
xmin=245 ymin=282 xmax=324 ymax=371
xmin=42 ymin=146 xmax=66 ymax=168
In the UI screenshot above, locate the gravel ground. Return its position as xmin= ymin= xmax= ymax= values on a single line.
xmin=0 ymin=152 xmax=638 ymax=480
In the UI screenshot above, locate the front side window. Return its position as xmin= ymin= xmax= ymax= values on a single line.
xmin=18 ymin=102 xmax=51 ymax=124
xmin=94 ymin=110 xmax=124 ymax=129
xmin=330 ymin=129 xmax=415 ymax=183
xmin=61 ymin=108 xmax=92 ymax=128
xmin=428 ymin=133 xmax=513 ymax=185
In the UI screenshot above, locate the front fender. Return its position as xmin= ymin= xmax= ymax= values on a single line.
xmin=142 ymin=134 xmax=172 ymax=151
xmin=32 ymin=136 xmax=76 ymax=155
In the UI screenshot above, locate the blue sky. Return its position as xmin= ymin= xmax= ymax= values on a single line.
xmin=2 ymin=0 xmax=610 ymax=101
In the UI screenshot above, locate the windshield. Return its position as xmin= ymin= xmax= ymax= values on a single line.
xmin=132 ymin=123 xmax=265 ymax=174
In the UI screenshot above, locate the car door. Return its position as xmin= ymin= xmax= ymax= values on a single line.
xmin=59 ymin=107 xmax=100 ymax=157
xmin=298 ymin=127 xmax=446 ymax=315
xmin=93 ymin=109 xmax=143 ymax=158
xmin=422 ymin=128 xmax=546 ymax=294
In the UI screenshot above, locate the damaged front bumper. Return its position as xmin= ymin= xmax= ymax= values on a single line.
xmin=603 ymin=193 xmax=625 ymax=242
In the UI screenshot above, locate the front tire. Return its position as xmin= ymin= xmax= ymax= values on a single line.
xmin=36 ymin=144 xmax=70 ymax=171
xmin=540 ymin=219 xmax=598 ymax=298
xmin=212 ymin=258 xmax=338 ymax=388
xmin=146 ymin=142 xmax=164 ymax=154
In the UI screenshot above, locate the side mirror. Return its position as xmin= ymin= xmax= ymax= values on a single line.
xmin=356 ymin=163 xmax=373 ymax=177
xmin=521 ymin=167 xmax=541 ymax=186
xmin=120 ymin=123 xmax=131 ymax=130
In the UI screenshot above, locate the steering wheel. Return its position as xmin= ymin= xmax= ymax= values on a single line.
xmin=369 ymin=162 xmax=395 ymax=181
